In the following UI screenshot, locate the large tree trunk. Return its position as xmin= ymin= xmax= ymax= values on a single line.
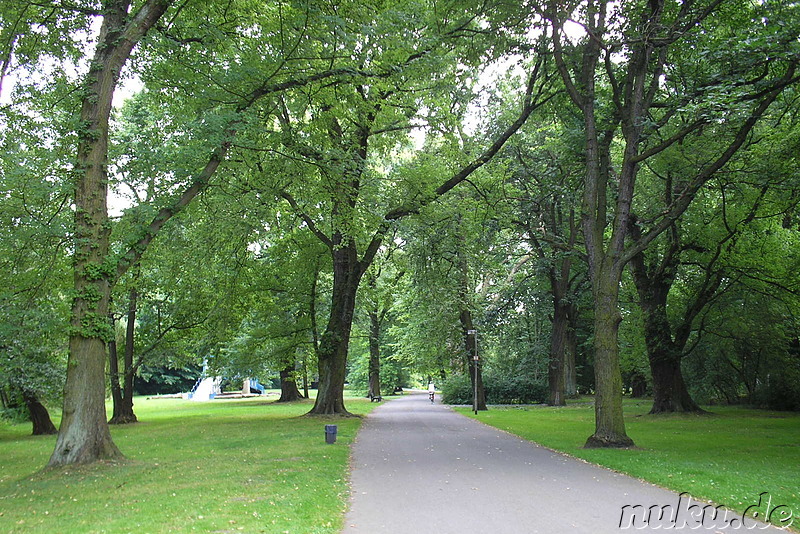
xmin=277 ymin=365 xmax=304 ymax=402
xmin=584 ymin=264 xmax=634 ymax=448
xmin=51 ymin=95 xmax=122 ymax=464
xmin=308 ymin=244 xmax=361 ymax=415
xmin=548 ymin=298 xmax=569 ymax=406
xmin=48 ymin=0 xmax=169 ymax=468
xmin=23 ymin=390 xmax=58 ymax=436
xmin=367 ymin=310 xmax=382 ymax=399
xmin=563 ymin=309 xmax=578 ymax=397
xmin=629 ymin=225 xmax=704 ymax=414
xmin=639 ymin=283 xmax=703 ymax=414
xmin=51 ymin=338 xmax=122 ymax=466
xmin=649 ymin=355 xmax=701 ymax=413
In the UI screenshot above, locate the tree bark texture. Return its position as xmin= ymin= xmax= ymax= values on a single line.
xmin=23 ymin=390 xmax=58 ymax=436
xmin=309 ymin=244 xmax=362 ymax=415
xmin=584 ymin=263 xmax=634 ymax=448
xmin=49 ymin=0 xmax=170 ymax=467
xmin=368 ymin=310 xmax=382 ymax=399
xmin=277 ymin=365 xmax=304 ymax=402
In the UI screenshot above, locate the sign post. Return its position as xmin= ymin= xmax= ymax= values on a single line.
xmin=467 ymin=329 xmax=478 ymax=414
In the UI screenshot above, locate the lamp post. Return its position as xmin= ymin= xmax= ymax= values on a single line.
xmin=467 ymin=329 xmax=478 ymax=414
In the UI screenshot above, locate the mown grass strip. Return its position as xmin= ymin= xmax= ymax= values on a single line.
xmin=0 ymin=395 xmax=378 ymax=534
xmin=456 ymin=398 xmax=800 ymax=530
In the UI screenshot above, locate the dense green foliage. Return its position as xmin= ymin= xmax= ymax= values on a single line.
xmin=442 ymin=372 xmax=547 ymax=405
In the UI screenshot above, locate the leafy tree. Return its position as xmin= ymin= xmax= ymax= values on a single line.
xmin=398 ymin=201 xmax=495 ymax=409
xmin=543 ymin=0 xmax=800 ymax=447
xmin=499 ymin=105 xmax=588 ymax=405
xmin=4 ymin=0 xmax=415 ymax=465
xmin=357 ymin=242 xmax=404 ymax=399
xmin=206 ymin=198 xmax=332 ymax=403
xmin=266 ymin=2 xmax=549 ymax=415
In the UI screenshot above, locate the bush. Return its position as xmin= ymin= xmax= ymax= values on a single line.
xmin=134 ymin=363 xmax=202 ymax=395
xmin=485 ymin=373 xmax=548 ymax=404
xmin=753 ymin=368 xmax=800 ymax=411
xmin=441 ymin=373 xmax=547 ymax=405
xmin=441 ymin=374 xmax=473 ymax=404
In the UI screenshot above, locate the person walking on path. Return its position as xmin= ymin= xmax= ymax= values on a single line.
xmin=343 ymin=393 xmax=788 ymax=533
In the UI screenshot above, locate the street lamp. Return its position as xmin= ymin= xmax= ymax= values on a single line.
xmin=467 ymin=329 xmax=478 ymax=414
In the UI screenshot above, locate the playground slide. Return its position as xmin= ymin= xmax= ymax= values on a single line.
xmin=188 ymin=376 xmax=221 ymax=401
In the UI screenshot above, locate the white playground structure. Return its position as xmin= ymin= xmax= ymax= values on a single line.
xmin=187 ymin=375 xmax=223 ymax=401
xmin=184 ymin=361 xmax=265 ymax=401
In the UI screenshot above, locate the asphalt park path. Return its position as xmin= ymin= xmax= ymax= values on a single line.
xmin=343 ymin=393 xmax=788 ymax=533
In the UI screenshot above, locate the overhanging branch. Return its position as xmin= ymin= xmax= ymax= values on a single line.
xmin=384 ymin=64 xmax=554 ymax=221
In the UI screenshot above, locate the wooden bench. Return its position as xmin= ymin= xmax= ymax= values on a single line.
xmin=368 ymin=393 xmax=383 ymax=402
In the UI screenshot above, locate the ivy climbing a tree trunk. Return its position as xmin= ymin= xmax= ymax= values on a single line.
xmin=48 ymin=0 xmax=170 ymax=467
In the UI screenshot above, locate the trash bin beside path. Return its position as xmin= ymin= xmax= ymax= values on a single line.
xmin=325 ymin=424 xmax=337 ymax=444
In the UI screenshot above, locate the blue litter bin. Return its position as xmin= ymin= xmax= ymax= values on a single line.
xmin=325 ymin=424 xmax=337 ymax=444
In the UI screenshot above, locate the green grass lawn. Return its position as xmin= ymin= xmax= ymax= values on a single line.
xmin=457 ymin=398 xmax=800 ymax=529
xmin=0 ymin=394 xmax=378 ymax=534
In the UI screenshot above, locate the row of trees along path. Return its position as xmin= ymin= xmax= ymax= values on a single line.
xmin=1 ymin=0 xmax=798 ymax=466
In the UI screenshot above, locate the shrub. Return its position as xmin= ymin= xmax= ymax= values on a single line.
xmin=441 ymin=374 xmax=473 ymax=404
xmin=441 ymin=373 xmax=547 ymax=405
xmin=485 ymin=373 xmax=548 ymax=404
xmin=753 ymin=368 xmax=800 ymax=411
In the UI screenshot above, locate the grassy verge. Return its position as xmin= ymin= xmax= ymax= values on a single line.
xmin=0 ymin=394 xmax=378 ymax=533
xmin=456 ymin=398 xmax=799 ymax=529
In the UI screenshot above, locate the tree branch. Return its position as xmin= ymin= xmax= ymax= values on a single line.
xmin=385 ymin=65 xmax=553 ymax=221
xmin=621 ymin=61 xmax=798 ymax=264
xmin=279 ymin=191 xmax=333 ymax=249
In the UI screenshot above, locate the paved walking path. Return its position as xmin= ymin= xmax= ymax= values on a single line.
xmin=343 ymin=393 xmax=788 ymax=533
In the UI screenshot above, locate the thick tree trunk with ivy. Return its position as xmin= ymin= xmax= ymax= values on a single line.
xmin=585 ymin=264 xmax=634 ymax=448
xmin=367 ymin=310 xmax=382 ymax=399
xmin=51 ymin=74 xmax=122 ymax=464
xmin=309 ymin=242 xmax=362 ymax=415
xmin=48 ymin=0 xmax=169 ymax=467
